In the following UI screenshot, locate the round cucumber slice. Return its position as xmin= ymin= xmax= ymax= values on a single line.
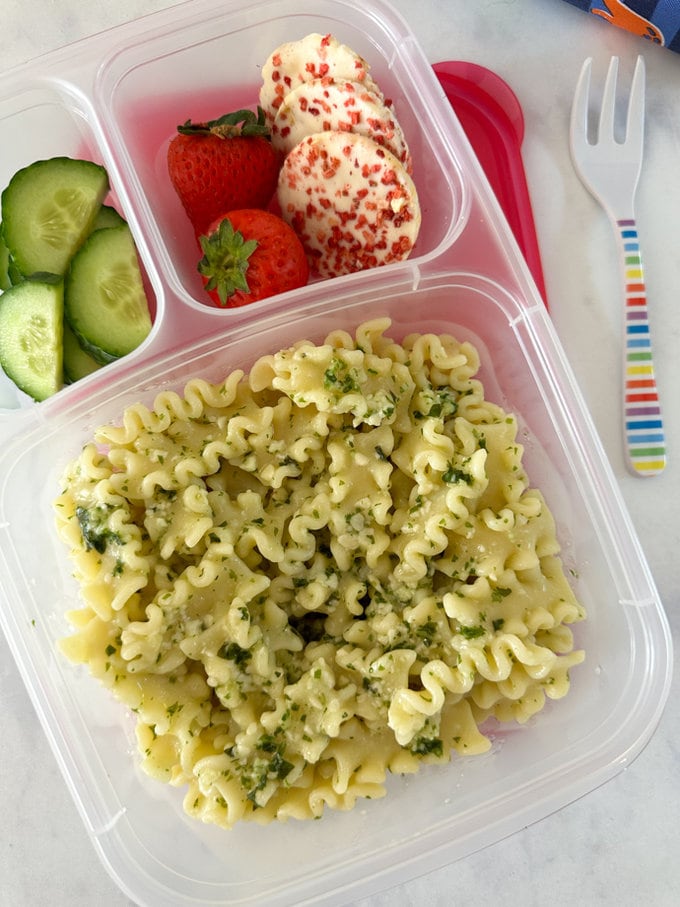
xmin=65 ymin=224 xmax=152 ymax=363
xmin=0 ymin=277 xmax=64 ymax=401
xmin=1 ymin=157 xmax=109 ymax=278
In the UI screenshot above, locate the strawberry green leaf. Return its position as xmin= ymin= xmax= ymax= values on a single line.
xmin=177 ymin=107 xmax=271 ymax=139
xmin=197 ymin=217 xmax=259 ymax=306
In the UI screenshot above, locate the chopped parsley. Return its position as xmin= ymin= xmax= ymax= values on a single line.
xmin=442 ymin=463 xmax=473 ymax=485
xmin=241 ymin=738 xmax=295 ymax=806
xmin=459 ymin=625 xmax=485 ymax=640
xmin=324 ymin=357 xmax=360 ymax=394
xmin=413 ymin=387 xmax=458 ymax=421
xmin=414 ymin=619 xmax=438 ymax=646
xmin=411 ymin=736 xmax=444 ymax=758
xmin=491 ymin=587 xmax=512 ymax=603
xmin=75 ymin=505 xmax=122 ymax=554
xmin=217 ymin=642 xmax=252 ymax=668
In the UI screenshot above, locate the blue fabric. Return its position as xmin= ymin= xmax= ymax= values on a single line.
xmin=560 ymin=0 xmax=680 ymax=50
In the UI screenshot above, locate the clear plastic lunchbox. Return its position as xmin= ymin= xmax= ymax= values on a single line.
xmin=0 ymin=1 xmax=672 ymax=905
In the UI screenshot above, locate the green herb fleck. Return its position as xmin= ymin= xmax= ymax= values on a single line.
xmin=415 ymin=619 xmax=438 ymax=646
xmin=491 ymin=587 xmax=512 ymax=603
xmin=217 ymin=642 xmax=252 ymax=668
xmin=459 ymin=625 xmax=485 ymax=639
xmin=75 ymin=505 xmax=122 ymax=554
xmin=442 ymin=464 xmax=472 ymax=485
xmin=411 ymin=736 xmax=444 ymax=757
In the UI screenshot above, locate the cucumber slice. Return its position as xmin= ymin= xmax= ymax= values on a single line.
xmin=63 ymin=321 xmax=103 ymax=383
xmin=65 ymin=224 xmax=152 ymax=363
xmin=0 ymin=277 xmax=63 ymax=401
xmin=1 ymin=157 xmax=109 ymax=278
xmin=92 ymin=204 xmax=126 ymax=231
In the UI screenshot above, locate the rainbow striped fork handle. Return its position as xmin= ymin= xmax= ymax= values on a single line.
xmin=618 ymin=216 xmax=666 ymax=476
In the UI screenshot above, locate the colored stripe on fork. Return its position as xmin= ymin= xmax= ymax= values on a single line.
xmin=619 ymin=218 xmax=666 ymax=473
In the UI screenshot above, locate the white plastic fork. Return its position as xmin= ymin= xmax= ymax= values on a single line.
xmin=570 ymin=55 xmax=666 ymax=477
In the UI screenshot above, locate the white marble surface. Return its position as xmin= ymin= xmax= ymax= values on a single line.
xmin=1 ymin=0 xmax=678 ymax=904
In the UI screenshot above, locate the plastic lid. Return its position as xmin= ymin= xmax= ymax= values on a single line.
xmin=434 ymin=61 xmax=548 ymax=305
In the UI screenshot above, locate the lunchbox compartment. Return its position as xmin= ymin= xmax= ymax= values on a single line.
xmin=0 ymin=82 xmax=102 ymax=187
xmin=0 ymin=80 xmax=162 ymax=412
xmin=95 ymin=0 xmax=469 ymax=310
xmin=0 ymin=266 xmax=670 ymax=906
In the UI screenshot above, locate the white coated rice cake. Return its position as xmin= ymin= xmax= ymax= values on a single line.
xmin=272 ymin=79 xmax=412 ymax=171
xmin=260 ymin=33 xmax=382 ymax=123
xmin=277 ymin=131 xmax=421 ymax=278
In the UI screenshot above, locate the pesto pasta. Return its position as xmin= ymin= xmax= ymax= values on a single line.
xmin=54 ymin=318 xmax=585 ymax=828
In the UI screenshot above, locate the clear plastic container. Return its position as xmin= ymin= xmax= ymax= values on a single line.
xmin=0 ymin=1 xmax=672 ymax=905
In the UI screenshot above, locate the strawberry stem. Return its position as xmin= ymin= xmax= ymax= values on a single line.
xmin=198 ymin=218 xmax=259 ymax=306
xmin=177 ymin=107 xmax=271 ymax=139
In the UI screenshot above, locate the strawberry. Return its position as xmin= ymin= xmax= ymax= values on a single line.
xmin=167 ymin=108 xmax=280 ymax=236
xmin=197 ymin=209 xmax=309 ymax=307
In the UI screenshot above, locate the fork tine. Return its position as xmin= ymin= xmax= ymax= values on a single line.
xmin=625 ymin=55 xmax=646 ymax=152
xmin=598 ymin=56 xmax=619 ymax=142
xmin=570 ymin=57 xmax=592 ymax=149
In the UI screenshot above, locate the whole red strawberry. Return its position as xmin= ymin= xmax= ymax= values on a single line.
xmin=197 ymin=209 xmax=309 ymax=307
xmin=167 ymin=108 xmax=280 ymax=236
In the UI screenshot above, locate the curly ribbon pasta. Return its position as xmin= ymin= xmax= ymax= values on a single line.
xmin=55 ymin=318 xmax=585 ymax=829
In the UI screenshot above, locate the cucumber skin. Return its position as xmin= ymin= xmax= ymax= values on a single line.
xmin=65 ymin=224 xmax=152 ymax=364
xmin=0 ymin=239 xmax=10 ymax=291
xmin=0 ymin=278 xmax=64 ymax=401
xmin=6 ymin=256 xmax=23 ymax=286
xmin=1 ymin=157 xmax=109 ymax=278
xmin=76 ymin=337 xmax=118 ymax=366
xmin=63 ymin=321 xmax=103 ymax=383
